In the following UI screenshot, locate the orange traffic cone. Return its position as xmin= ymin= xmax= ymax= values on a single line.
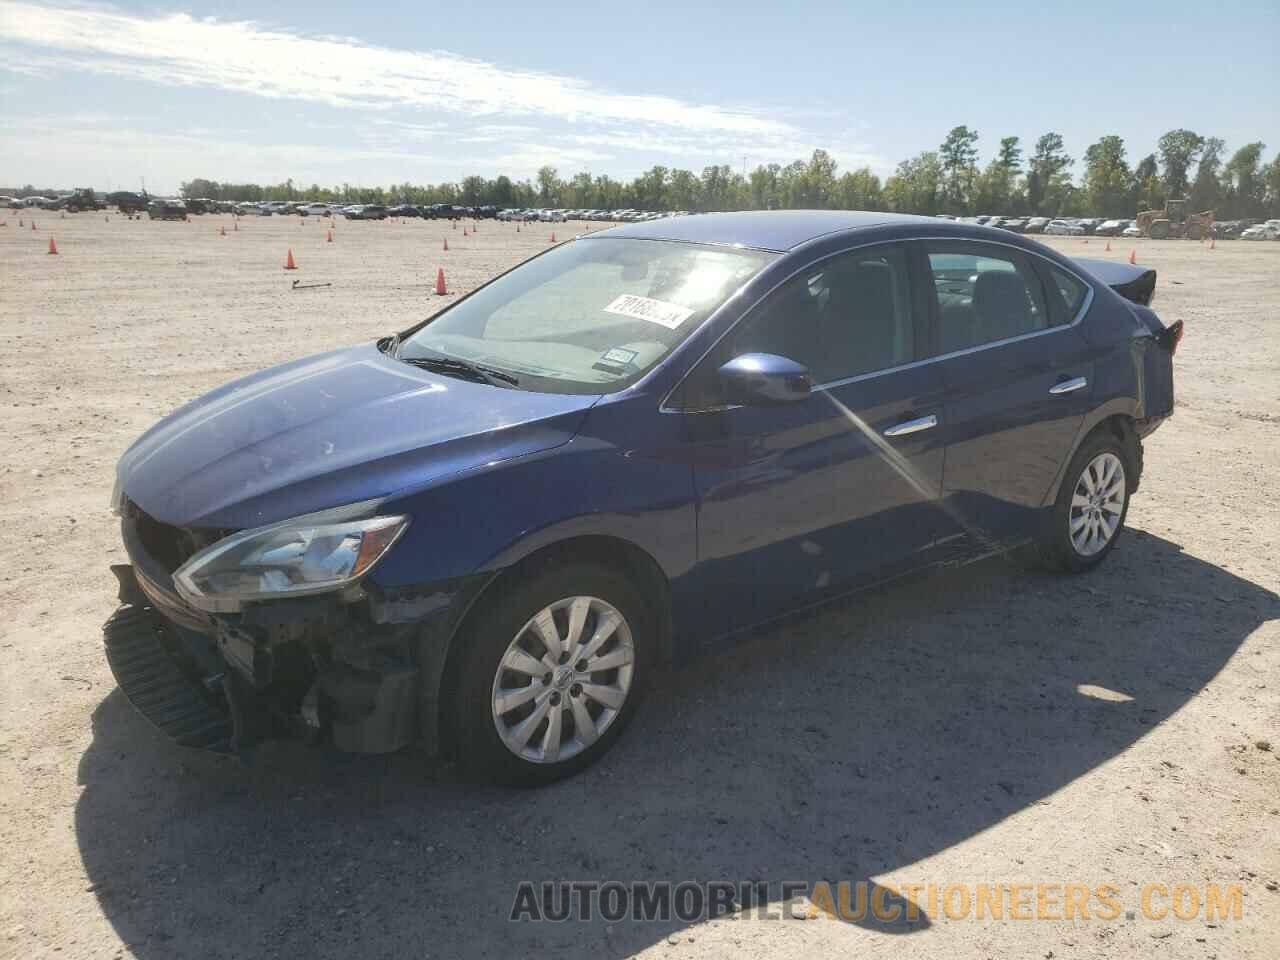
xmin=284 ymin=248 xmax=298 ymax=270
xmin=434 ymin=267 xmax=447 ymax=295
xmin=549 ymin=232 xmax=556 ymax=243
xmin=442 ymin=237 xmax=448 ymax=251
xmin=463 ymin=225 xmax=469 ymax=236
xmin=1128 ymin=249 xmax=1136 ymax=265
xmin=219 ymin=224 xmax=226 ymax=236
xmin=327 ymin=229 xmax=333 ymax=242
xmin=1105 ymin=239 xmax=1111 ymax=252
xmin=47 ymin=237 xmax=58 ymax=255
xmin=31 ymin=221 xmax=36 ymax=231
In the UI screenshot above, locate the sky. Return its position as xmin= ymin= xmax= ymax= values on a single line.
xmin=0 ymin=0 xmax=1276 ymax=194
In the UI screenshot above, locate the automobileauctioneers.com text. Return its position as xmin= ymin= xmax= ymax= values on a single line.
xmin=510 ymin=880 xmax=1246 ymax=924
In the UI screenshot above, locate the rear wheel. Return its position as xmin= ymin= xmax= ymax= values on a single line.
xmin=453 ymin=562 xmax=652 ymax=785
xmin=1036 ymin=430 xmax=1132 ymax=573
xmin=1149 ymin=220 xmax=1170 ymax=240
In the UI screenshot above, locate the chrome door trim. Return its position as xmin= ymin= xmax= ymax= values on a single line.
xmin=660 ymin=234 xmax=1096 ymax=414
xmin=1048 ymin=376 xmax=1089 ymax=395
xmin=883 ymin=414 xmax=938 ymax=437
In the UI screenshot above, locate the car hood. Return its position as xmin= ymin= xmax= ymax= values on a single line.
xmin=118 ymin=341 xmax=601 ymax=529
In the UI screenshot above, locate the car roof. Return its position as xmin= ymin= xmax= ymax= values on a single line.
xmin=591 ymin=209 xmax=939 ymax=252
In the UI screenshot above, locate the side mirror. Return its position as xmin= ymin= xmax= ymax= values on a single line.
xmin=718 ymin=353 xmax=813 ymax=406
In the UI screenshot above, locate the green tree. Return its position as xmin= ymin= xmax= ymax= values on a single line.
xmin=1156 ymin=128 xmax=1204 ymax=199
xmin=1266 ymin=154 xmax=1280 ymax=217
xmin=179 ymin=178 xmax=222 ymax=199
xmin=883 ymin=152 xmax=943 ymax=215
xmin=801 ymin=149 xmax=839 ymax=207
xmin=834 ymin=167 xmax=883 ymax=210
xmin=1189 ymin=137 xmax=1225 ymax=212
xmin=699 ymin=165 xmax=736 ymax=211
xmin=1221 ymin=142 xmax=1266 ymax=217
xmin=536 ymin=166 xmax=561 ymax=204
xmin=668 ymin=169 xmax=700 ymax=210
xmin=973 ymin=136 xmax=1023 ymax=214
xmin=1026 ymin=132 xmax=1073 ymax=215
xmin=1082 ymin=135 xmax=1132 ymax=218
xmin=939 ymin=125 xmax=980 ymax=213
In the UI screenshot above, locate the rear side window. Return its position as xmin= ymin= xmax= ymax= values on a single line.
xmin=1046 ymin=265 xmax=1089 ymax=325
xmin=926 ymin=245 xmax=1047 ymax=354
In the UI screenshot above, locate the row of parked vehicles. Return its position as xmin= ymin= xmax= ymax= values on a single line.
xmin=943 ymin=214 xmax=1144 ymax=237
xmin=945 ymin=210 xmax=1280 ymax=241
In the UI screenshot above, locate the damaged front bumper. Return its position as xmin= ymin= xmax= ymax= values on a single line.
xmin=105 ymin=505 xmax=492 ymax=758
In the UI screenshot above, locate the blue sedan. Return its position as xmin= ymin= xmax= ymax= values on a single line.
xmin=106 ymin=211 xmax=1181 ymax=783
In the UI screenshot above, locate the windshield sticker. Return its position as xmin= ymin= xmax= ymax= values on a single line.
xmin=603 ymin=294 xmax=695 ymax=330
xmin=600 ymin=347 xmax=639 ymax=367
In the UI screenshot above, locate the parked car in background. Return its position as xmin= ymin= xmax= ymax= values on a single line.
xmin=1044 ymin=219 xmax=1086 ymax=236
xmin=104 ymin=211 xmax=1180 ymax=785
xmin=1122 ymin=223 xmax=1144 ymax=238
xmin=343 ymin=204 xmax=388 ymax=220
xmin=1095 ymin=219 xmax=1128 ymax=236
xmin=1241 ymin=221 xmax=1280 ymax=241
xmin=387 ymin=204 xmax=421 ymax=218
xmin=147 ymin=199 xmax=188 ymax=220
xmin=297 ymin=202 xmax=331 ymax=217
xmin=1022 ymin=217 xmax=1051 ymax=234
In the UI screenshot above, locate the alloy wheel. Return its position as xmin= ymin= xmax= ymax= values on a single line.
xmin=1069 ymin=452 xmax=1126 ymax=557
xmin=491 ymin=596 xmax=635 ymax=764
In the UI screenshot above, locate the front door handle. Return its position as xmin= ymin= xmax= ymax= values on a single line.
xmin=884 ymin=414 xmax=938 ymax=437
xmin=1049 ymin=376 xmax=1088 ymax=395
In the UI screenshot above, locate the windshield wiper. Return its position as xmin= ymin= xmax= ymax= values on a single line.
xmin=399 ymin=354 xmax=520 ymax=387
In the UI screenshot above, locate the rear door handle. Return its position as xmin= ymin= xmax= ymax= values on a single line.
xmin=1049 ymin=376 xmax=1088 ymax=395
xmin=884 ymin=414 xmax=938 ymax=437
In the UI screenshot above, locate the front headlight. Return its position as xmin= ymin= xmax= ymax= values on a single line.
xmin=173 ymin=502 xmax=410 ymax=613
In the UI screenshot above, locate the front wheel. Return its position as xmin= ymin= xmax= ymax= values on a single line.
xmin=453 ymin=563 xmax=652 ymax=785
xmin=1036 ymin=431 xmax=1132 ymax=572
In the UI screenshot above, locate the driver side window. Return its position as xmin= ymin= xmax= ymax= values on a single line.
xmin=678 ymin=244 xmax=915 ymax=409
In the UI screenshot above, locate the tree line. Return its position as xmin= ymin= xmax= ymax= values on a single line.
xmin=179 ymin=127 xmax=1280 ymax=220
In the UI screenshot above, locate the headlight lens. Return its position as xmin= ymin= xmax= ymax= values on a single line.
xmin=173 ymin=507 xmax=409 ymax=612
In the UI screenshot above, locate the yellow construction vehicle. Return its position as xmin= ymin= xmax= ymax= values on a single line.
xmin=1136 ymin=198 xmax=1214 ymax=239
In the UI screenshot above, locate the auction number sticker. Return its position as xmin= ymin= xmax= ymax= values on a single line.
xmin=603 ymin=294 xmax=694 ymax=330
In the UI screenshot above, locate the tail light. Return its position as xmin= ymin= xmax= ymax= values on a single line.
xmin=1156 ymin=319 xmax=1184 ymax=356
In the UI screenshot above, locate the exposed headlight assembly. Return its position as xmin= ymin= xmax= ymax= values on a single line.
xmin=173 ymin=500 xmax=409 ymax=613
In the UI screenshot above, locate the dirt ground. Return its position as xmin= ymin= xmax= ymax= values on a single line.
xmin=0 ymin=212 xmax=1277 ymax=960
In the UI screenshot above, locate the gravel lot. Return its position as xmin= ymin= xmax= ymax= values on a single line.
xmin=0 ymin=212 xmax=1277 ymax=960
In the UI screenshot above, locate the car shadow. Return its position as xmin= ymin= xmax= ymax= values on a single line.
xmin=75 ymin=530 xmax=1276 ymax=958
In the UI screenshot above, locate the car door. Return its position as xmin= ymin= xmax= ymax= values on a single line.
xmin=675 ymin=243 xmax=948 ymax=633
xmin=922 ymin=241 xmax=1096 ymax=550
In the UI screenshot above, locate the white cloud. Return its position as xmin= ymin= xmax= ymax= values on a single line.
xmin=0 ymin=1 xmax=790 ymax=137
xmin=0 ymin=2 xmax=896 ymax=186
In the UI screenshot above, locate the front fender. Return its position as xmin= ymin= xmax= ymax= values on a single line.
xmin=368 ymin=403 xmax=697 ymax=590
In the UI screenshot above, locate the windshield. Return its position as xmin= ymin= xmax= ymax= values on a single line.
xmin=397 ymin=238 xmax=775 ymax=393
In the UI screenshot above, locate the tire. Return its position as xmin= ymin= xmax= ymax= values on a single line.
xmin=1036 ymin=429 xmax=1133 ymax=573
xmin=1149 ymin=221 xmax=1170 ymax=240
xmin=452 ymin=562 xmax=653 ymax=786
